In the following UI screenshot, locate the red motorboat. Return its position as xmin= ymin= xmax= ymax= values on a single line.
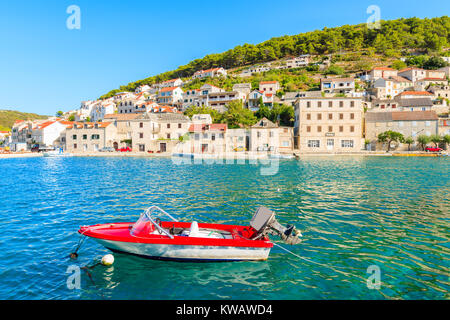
xmin=78 ymin=206 xmax=302 ymax=262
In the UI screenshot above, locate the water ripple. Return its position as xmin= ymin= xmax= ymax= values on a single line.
xmin=0 ymin=156 xmax=448 ymax=299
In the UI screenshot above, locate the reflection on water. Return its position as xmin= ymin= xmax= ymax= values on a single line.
xmin=0 ymin=156 xmax=448 ymax=299
xmin=80 ymin=254 xmax=273 ymax=300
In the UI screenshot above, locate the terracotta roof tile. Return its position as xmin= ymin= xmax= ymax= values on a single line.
xmin=397 ymin=91 xmax=433 ymax=96
xmin=188 ymin=123 xmax=227 ymax=132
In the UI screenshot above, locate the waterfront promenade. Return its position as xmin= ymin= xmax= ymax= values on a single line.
xmin=0 ymin=150 xmax=448 ymax=159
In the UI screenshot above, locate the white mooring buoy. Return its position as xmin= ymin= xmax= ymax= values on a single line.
xmin=101 ymin=254 xmax=114 ymax=266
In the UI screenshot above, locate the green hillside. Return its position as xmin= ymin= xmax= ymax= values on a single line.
xmin=100 ymin=16 xmax=450 ymax=99
xmin=0 ymin=110 xmax=48 ymax=131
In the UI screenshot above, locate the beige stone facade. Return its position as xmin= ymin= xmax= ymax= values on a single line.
xmin=438 ymin=117 xmax=450 ymax=137
xmin=65 ymin=122 xmax=117 ymax=152
xmin=131 ymin=113 xmax=191 ymax=153
xmin=187 ymin=124 xmax=227 ymax=154
xmin=294 ymin=97 xmax=364 ymax=153
xmin=248 ymin=118 xmax=293 ymax=153
xmin=104 ymin=113 xmax=140 ymax=148
xmin=365 ymin=111 xmax=439 ymax=151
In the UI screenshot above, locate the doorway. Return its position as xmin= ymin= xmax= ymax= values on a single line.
xmin=327 ymin=139 xmax=334 ymax=150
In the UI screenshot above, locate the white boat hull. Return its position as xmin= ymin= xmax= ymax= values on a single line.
xmin=43 ymin=152 xmax=73 ymax=157
xmin=94 ymin=238 xmax=271 ymax=261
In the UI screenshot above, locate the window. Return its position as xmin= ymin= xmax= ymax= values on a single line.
xmin=139 ymin=133 xmax=143 ymax=139
xmin=167 ymin=134 xmax=171 ymax=139
xmin=317 ymin=126 xmax=322 ymax=132
xmin=350 ymin=101 xmax=355 ymax=107
xmin=307 ymin=140 xmax=320 ymax=148
xmin=306 ymin=126 xmax=311 ymax=132
xmin=317 ymin=114 xmax=322 ymax=120
xmin=350 ymin=126 xmax=355 ymax=132
xmin=73 ymin=143 xmax=77 ymax=149
xmin=83 ymin=134 xmax=87 ymax=140
xmin=72 ymin=135 xmax=77 ymax=139
xmin=194 ymin=134 xmax=199 ymax=140
xmin=328 ymin=101 xmax=333 ymax=108
xmin=139 ymin=122 xmax=143 ymax=128
xmin=327 ymin=139 xmax=334 ymax=147
xmin=306 ymin=101 xmax=311 ymax=108
xmin=167 ymin=123 xmax=170 ymax=128
xmin=350 ymin=113 xmax=355 ymax=120
xmin=91 ymin=134 xmax=100 ymax=140
xmin=339 ymin=113 xmax=343 ymax=120
xmin=257 ymin=132 xmax=261 ymax=138
xmin=178 ymin=123 xmax=182 ymax=129
xmin=339 ymin=101 xmax=344 ymax=108
xmin=317 ymin=101 xmax=322 ymax=108
xmin=328 ymin=126 xmax=333 ymax=132
xmin=339 ymin=126 xmax=343 ymax=132
xmin=341 ymin=140 xmax=354 ymax=148
xmin=139 ymin=144 xmax=145 ymax=152
xmin=269 ymin=131 xmax=273 ymax=137
xmin=211 ymin=134 xmax=216 ymax=141
xmin=328 ymin=113 xmax=333 ymax=120
xmin=306 ymin=113 xmax=311 ymax=120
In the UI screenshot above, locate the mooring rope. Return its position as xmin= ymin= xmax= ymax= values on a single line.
xmin=273 ymin=242 xmax=362 ymax=273
xmin=81 ymin=259 xmax=105 ymax=299
xmin=69 ymin=228 xmax=89 ymax=259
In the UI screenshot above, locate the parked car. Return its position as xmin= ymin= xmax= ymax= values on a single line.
xmin=119 ymin=147 xmax=132 ymax=152
xmin=425 ymin=147 xmax=443 ymax=152
xmin=99 ymin=147 xmax=115 ymax=152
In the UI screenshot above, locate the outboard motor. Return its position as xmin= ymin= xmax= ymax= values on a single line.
xmin=250 ymin=206 xmax=302 ymax=245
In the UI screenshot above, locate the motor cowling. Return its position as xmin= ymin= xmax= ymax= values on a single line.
xmin=250 ymin=206 xmax=302 ymax=245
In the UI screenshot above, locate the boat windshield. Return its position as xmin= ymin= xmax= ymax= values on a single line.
xmin=130 ymin=213 xmax=155 ymax=237
xmin=130 ymin=206 xmax=178 ymax=238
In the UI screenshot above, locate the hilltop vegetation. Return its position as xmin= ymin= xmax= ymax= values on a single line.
xmin=183 ymin=67 xmax=321 ymax=93
xmin=100 ymin=16 xmax=450 ymax=99
xmin=0 ymin=110 xmax=48 ymax=131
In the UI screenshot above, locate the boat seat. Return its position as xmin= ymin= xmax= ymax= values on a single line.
xmin=189 ymin=221 xmax=200 ymax=237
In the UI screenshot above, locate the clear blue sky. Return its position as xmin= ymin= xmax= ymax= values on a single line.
xmin=0 ymin=0 xmax=448 ymax=115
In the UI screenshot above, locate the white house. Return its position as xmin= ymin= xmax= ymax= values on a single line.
xmin=31 ymin=120 xmax=68 ymax=148
xmin=191 ymin=114 xmax=213 ymax=124
xmin=259 ymin=81 xmax=280 ymax=94
xmin=239 ymin=64 xmax=271 ymax=77
xmin=248 ymin=90 xmax=274 ymax=111
xmin=206 ymin=91 xmax=247 ymax=112
xmin=232 ymin=83 xmax=252 ymax=96
xmin=192 ymin=67 xmax=227 ymax=79
xmin=156 ymin=86 xmax=184 ymax=105
xmin=371 ymin=76 xmax=413 ymax=99
xmin=91 ymin=101 xmax=116 ymax=121
xmin=320 ymin=78 xmax=355 ymax=94
xmin=160 ymin=78 xmax=183 ymax=88
xmin=285 ymin=55 xmax=310 ymax=68
xmin=135 ymin=85 xmax=151 ymax=93
xmin=182 ymin=89 xmax=202 ymax=110
xmin=398 ymin=67 xmax=427 ymax=83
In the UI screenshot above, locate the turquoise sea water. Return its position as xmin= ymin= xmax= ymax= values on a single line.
xmin=0 ymin=156 xmax=448 ymax=300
